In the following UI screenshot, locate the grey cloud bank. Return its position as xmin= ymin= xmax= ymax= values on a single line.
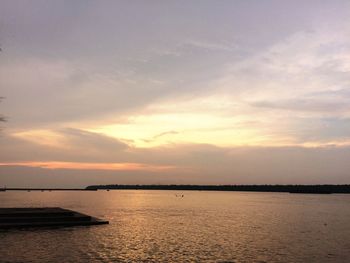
xmin=1 ymin=129 xmax=350 ymax=187
xmin=1 ymin=0 xmax=348 ymax=127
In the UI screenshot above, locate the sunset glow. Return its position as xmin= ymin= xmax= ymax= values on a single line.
xmin=1 ymin=1 xmax=350 ymax=187
xmin=1 ymin=2 xmax=350 ymax=262
xmin=0 ymin=162 xmax=175 ymax=171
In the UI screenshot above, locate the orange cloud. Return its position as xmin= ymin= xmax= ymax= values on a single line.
xmin=0 ymin=161 xmax=175 ymax=171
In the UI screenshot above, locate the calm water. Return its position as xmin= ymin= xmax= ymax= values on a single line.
xmin=1 ymin=190 xmax=350 ymax=262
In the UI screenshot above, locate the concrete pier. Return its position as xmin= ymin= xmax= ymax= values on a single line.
xmin=0 ymin=207 xmax=108 ymax=229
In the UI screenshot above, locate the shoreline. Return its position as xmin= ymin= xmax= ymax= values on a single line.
xmin=86 ymin=184 xmax=350 ymax=194
xmin=2 ymin=184 xmax=350 ymax=194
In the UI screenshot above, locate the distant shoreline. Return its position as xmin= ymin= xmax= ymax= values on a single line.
xmin=85 ymin=184 xmax=350 ymax=194
xmin=2 ymin=185 xmax=350 ymax=194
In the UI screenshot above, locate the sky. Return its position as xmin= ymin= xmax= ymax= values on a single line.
xmin=1 ymin=0 xmax=350 ymax=187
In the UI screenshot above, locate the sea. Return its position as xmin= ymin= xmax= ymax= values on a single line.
xmin=1 ymin=190 xmax=350 ymax=262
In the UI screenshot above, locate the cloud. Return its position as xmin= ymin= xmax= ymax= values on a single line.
xmin=2 ymin=23 xmax=349 ymax=147
xmin=1 ymin=0 xmax=350 ymax=187
xmin=0 ymin=161 xmax=174 ymax=171
xmin=3 ymin=1 xmax=342 ymax=129
xmin=142 ymin=130 xmax=180 ymax=144
xmin=1 ymin=142 xmax=350 ymax=187
xmin=216 ymin=29 xmax=350 ymax=98
xmin=0 ymin=128 xmax=129 ymax=163
xmin=0 ymin=58 xmax=172 ymax=127
xmin=153 ymin=130 xmax=179 ymax=139
xmin=180 ymin=39 xmax=237 ymax=52
xmin=292 ymin=117 xmax=350 ymax=143
xmin=250 ymin=98 xmax=350 ymax=113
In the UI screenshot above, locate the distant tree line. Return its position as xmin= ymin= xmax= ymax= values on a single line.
xmin=85 ymin=184 xmax=350 ymax=194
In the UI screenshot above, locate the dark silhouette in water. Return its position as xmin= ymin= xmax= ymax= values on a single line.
xmin=0 ymin=207 xmax=108 ymax=229
xmin=85 ymin=184 xmax=350 ymax=194
xmin=1 ymin=188 xmax=96 ymax=191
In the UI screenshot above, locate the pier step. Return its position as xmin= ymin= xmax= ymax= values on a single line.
xmin=0 ymin=215 xmax=91 ymax=223
xmin=0 ymin=207 xmax=108 ymax=229
xmin=0 ymin=210 xmax=74 ymax=217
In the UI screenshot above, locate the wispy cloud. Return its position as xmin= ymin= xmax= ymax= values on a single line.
xmin=0 ymin=161 xmax=175 ymax=171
